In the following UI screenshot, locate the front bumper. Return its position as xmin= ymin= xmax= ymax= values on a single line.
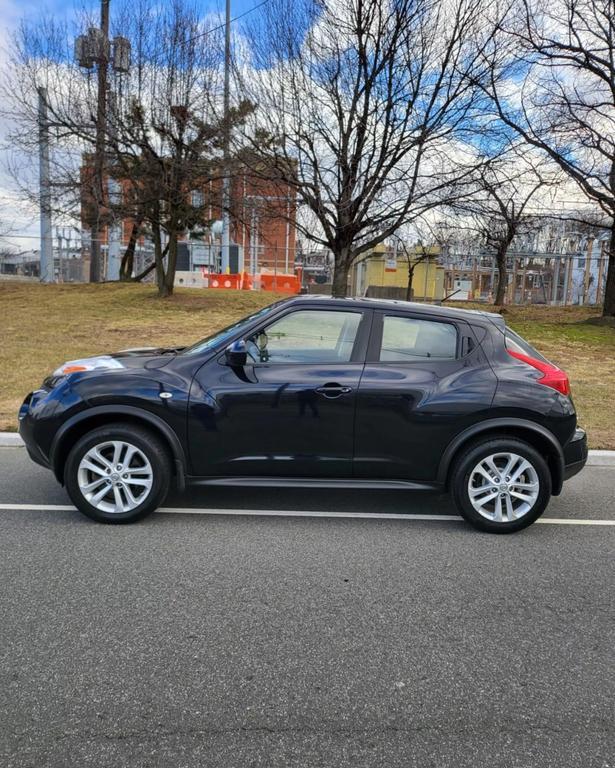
xmin=563 ymin=427 xmax=588 ymax=481
xmin=18 ymin=391 xmax=51 ymax=470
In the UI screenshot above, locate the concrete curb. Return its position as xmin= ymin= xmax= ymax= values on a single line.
xmin=586 ymin=450 xmax=615 ymax=467
xmin=0 ymin=433 xmax=26 ymax=447
xmin=1 ymin=431 xmax=614 ymax=466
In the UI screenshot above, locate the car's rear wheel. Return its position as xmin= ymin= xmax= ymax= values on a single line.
xmin=64 ymin=423 xmax=171 ymax=523
xmin=450 ymin=437 xmax=551 ymax=533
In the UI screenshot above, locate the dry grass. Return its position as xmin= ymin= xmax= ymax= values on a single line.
xmin=0 ymin=283 xmax=282 ymax=432
xmin=2 ymin=283 xmax=614 ymax=447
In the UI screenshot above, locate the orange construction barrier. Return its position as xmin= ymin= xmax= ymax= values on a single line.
xmin=260 ymin=272 xmax=301 ymax=293
xmin=202 ymin=270 xmax=301 ymax=294
xmin=202 ymin=272 xmax=242 ymax=290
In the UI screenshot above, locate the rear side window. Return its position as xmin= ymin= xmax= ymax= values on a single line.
xmin=505 ymin=329 xmax=548 ymax=363
xmin=380 ymin=316 xmax=458 ymax=361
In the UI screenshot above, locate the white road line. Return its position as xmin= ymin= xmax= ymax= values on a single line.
xmin=0 ymin=503 xmax=76 ymax=511
xmin=0 ymin=504 xmax=77 ymax=512
xmin=0 ymin=503 xmax=614 ymax=525
xmin=534 ymin=517 xmax=615 ymax=526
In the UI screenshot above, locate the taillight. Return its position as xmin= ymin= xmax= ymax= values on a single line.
xmin=507 ymin=349 xmax=571 ymax=397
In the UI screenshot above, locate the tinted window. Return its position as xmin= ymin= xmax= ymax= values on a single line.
xmin=248 ymin=310 xmax=362 ymax=364
xmin=380 ymin=316 xmax=457 ymax=361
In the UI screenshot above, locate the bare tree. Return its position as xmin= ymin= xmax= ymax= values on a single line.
xmin=105 ymin=0 xmax=260 ymax=296
xmin=454 ymin=146 xmax=555 ymax=304
xmin=388 ymin=229 xmax=437 ymax=301
xmin=0 ymin=206 xmax=17 ymax=240
xmin=238 ymin=0 xmax=498 ymax=297
xmin=2 ymin=0 xmax=252 ymax=296
xmin=401 ymin=244 xmax=433 ymax=302
xmin=486 ymin=0 xmax=615 ymax=315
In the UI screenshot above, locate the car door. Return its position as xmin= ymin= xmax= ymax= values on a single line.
xmin=188 ymin=306 xmax=371 ymax=478
xmin=353 ymin=310 xmax=498 ymax=482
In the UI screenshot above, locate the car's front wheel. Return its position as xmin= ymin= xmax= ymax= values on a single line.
xmin=64 ymin=423 xmax=171 ymax=523
xmin=450 ymin=437 xmax=552 ymax=533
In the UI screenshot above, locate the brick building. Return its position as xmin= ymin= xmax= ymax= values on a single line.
xmin=80 ymin=158 xmax=298 ymax=278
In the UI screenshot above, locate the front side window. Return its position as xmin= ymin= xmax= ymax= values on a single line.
xmin=247 ymin=310 xmax=362 ymax=364
xmin=379 ymin=316 xmax=457 ymax=361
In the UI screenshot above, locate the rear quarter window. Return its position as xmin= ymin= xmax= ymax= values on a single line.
xmin=505 ymin=329 xmax=549 ymax=363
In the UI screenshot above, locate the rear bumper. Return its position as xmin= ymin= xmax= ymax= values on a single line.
xmin=562 ymin=428 xmax=588 ymax=481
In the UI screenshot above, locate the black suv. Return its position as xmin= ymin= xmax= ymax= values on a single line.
xmin=19 ymin=296 xmax=587 ymax=532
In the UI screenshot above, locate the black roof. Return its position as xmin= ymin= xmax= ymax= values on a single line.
xmin=283 ymin=295 xmax=505 ymax=326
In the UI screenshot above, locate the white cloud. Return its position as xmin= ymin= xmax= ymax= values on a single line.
xmin=0 ymin=0 xmax=47 ymax=250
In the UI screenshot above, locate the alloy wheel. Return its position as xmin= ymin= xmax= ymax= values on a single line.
xmin=77 ymin=440 xmax=153 ymax=514
xmin=467 ymin=451 xmax=540 ymax=523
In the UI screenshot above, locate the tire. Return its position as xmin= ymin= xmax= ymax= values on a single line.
xmin=64 ymin=423 xmax=171 ymax=524
xmin=450 ymin=437 xmax=552 ymax=534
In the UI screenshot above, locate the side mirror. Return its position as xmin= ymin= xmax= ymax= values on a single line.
xmin=225 ymin=339 xmax=248 ymax=367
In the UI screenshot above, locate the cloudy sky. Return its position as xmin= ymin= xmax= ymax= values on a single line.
xmin=0 ymin=0 xmax=50 ymax=249
xmin=0 ymin=0 xmax=256 ymax=251
xmin=0 ymin=0 xmax=592 ymax=253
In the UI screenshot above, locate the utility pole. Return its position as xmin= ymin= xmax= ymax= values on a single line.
xmin=220 ymin=0 xmax=231 ymax=274
xmin=106 ymin=89 xmax=122 ymax=281
xmin=55 ymin=227 xmax=63 ymax=283
xmin=38 ymin=87 xmax=54 ymax=283
xmin=551 ymin=256 xmax=561 ymax=304
xmin=106 ymin=180 xmax=122 ymax=280
xmin=89 ymin=0 xmax=110 ymax=283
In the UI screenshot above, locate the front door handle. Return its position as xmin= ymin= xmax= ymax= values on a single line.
xmin=315 ymin=383 xmax=353 ymax=398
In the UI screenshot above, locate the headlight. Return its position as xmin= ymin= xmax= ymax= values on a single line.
xmin=52 ymin=356 xmax=125 ymax=376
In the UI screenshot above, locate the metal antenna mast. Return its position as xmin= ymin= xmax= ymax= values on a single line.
xmin=220 ymin=0 xmax=231 ymax=274
xmin=90 ymin=0 xmax=110 ymax=283
xmin=74 ymin=0 xmax=130 ymax=281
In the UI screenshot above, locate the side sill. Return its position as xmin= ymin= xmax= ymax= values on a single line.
xmin=186 ymin=476 xmax=443 ymax=491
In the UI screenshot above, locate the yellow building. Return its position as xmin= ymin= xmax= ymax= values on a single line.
xmin=349 ymin=243 xmax=445 ymax=301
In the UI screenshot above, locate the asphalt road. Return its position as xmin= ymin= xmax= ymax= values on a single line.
xmin=1 ymin=446 xmax=614 ymax=767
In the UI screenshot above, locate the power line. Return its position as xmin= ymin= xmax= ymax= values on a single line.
xmin=200 ymin=0 xmax=269 ymax=39
xmin=141 ymin=0 xmax=269 ymax=64
xmin=87 ymin=0 xmax=268 ymax=82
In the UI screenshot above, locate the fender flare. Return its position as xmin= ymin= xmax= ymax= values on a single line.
xmin=437 ymin=417 xmax=565 ymax=494
xmin=50 ymin=405 xmax=186 ymax=491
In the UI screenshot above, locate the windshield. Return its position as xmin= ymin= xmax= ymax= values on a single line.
xmin=181 ymin=300 xmax=288 ymax=356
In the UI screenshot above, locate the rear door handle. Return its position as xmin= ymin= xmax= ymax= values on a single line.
xmin=315 ymin=383 xmax=353 ymax=398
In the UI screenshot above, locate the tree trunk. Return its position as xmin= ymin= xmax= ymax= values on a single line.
xmin=120 ymin=221 xmax=140 ymax=281
xmin=152 ymin=221 xmax=167 ymax=296
xmin=160 ymin=230 xmax=178 ymax=298
xmin=493 ymin=245 xmax=508 ymax=306
xmin=331 ymin=250 xmax=351 ymax=298
xmin=406 ymin=263 xmax=415 ymax=302
xmin=602 ymin=223 xmax=615 ymax=316
xmin=89 ymin=220 xmax=102 ymax=283
xmin=133 ymin=253 xmax=161 ymax=282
